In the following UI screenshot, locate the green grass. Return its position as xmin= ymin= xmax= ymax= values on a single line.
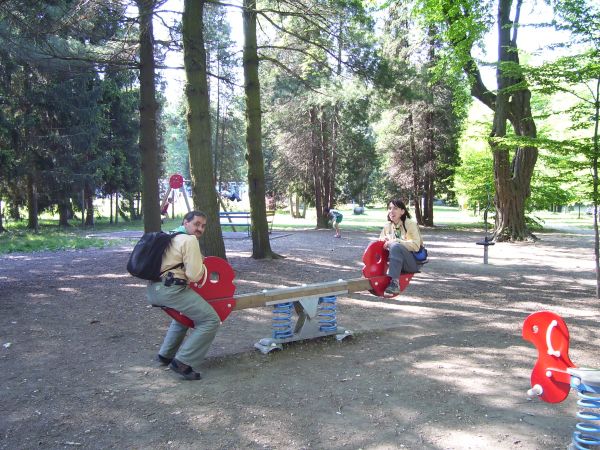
xmin=1 ymin=205 xmax=594 ymax=255
xmin=0 ymin=229 xmax=109 ymax=254
xmin=270 ymin=205 xmax=488 ymax=232
xmin=526 ymin=210 xmax=594 ymax=232
xmin=0 ymin=215 xmax=141 ymax=254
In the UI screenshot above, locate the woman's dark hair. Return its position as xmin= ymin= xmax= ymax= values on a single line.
xmin=388 ymin=199 xmax=411 ymax=229
xmin=182 ymin=210 xmax=207 ymax=224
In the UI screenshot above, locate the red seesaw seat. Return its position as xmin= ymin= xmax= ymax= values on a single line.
xmin=152 ymin=256 xmax=237 ymax=327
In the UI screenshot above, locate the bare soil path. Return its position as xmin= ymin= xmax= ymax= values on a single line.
xmin=1 ymin=227 xmax=598 ymax=449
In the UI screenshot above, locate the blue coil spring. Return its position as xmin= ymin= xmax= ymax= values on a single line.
xmin=571 ymin=381 xmax=600 ymax=449
xmin=272 ymin=302 xmax=294 ymax=339
xmin=318 ymin=296 xmax=337 ymax=332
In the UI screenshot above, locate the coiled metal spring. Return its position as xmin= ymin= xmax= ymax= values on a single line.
xmin=272 ymin=302 xmax=294 ymax=339
xmin=318 ymin=296 xmax=337 ymax=332
xmin=572 ymin=380 xmax=600 ymax=449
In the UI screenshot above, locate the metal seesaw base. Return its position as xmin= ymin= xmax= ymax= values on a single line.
xmin=253 ymin=292 xmax=353 ymax=354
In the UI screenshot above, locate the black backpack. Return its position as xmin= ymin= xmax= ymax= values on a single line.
xmin=127 ymin=232 xmax=184 ymax=281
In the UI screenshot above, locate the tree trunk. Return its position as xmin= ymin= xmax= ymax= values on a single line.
xmin=218 ymin=106 xmax=227 ymax=190
xmin=136 ymin=192 xmax=142 ymax=219
xmin=58 ymin=200 xmax=71 ymax=228
xmin=183 ymin=0 xmax=226 ymax=258
xmin=422 ymin=27 xmax=435 ymax=227
xmin=213 ymin=58 xmax=221 ymax=184
xmin=243 ymin=0 xmax=277 ymax=259
xmin=27 ymin=173 xmax=38 ymax=232
xmin=9 ymin=200 xmax=21 ymax=221
xmin=489 ymin=0 xmax=537 ymax=241
xmin=422 ymin=34 xmax=435 ymax=227
xmin=331 ymin=106 xmax=339 ymax=208
xmin=592 ymin=77 xmax=600 ymax=298
xmin=320 ymin=106 xmax=332 ymax=210
xmin=0 ymin=202 xmax=6 ymax=233
xmin=408 ymin=111 xmax=423 ymax=222
xmin=136 ymin=0 xmax=161 ymax=233
xmin=85 ymin=184 xmax=94 ymax=227
xmin=310 ymin=107 xmax=328 ymax=229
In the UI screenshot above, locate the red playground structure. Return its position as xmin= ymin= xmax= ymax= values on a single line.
xmin=523 ymin=311 xmax=600 ymax=448
xmin=160 ymin=174 xmax=191 ymax=220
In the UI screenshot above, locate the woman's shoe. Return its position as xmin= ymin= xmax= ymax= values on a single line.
xmin=169 ymin=358 xmax=202 ymax=380
xmin=384 ymin=279 xmax=400 ymax=296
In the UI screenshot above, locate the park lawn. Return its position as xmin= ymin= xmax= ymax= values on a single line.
xmin=271 ymin=205 xmax=487 ymax=231
xmin=0 ymin=206 xmax=594 ymax=254
xmin=533 ymin=210 xmax=594 ymax=230
xmin=0 ymin=229 xmax=109 ymax=254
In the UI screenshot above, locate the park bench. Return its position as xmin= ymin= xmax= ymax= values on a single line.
xmin=219 ymin=210 xmax=275 ymax=235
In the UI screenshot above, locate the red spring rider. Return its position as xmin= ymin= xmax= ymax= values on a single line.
xmin=523 ymin=311 xmax=600 ymax=448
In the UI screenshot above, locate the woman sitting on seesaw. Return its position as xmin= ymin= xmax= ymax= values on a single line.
xmin=380 ymin=199 xmax=423 ymax=295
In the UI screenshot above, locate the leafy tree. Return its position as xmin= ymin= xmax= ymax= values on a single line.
xmin=420 ymin=0 xmax=540 ymax=241
xmin=259 ymin=0 xmax=379 ymax=230
xmin=98 ymin=68 xmax=140 ymax=224
xmin=377 ymin=1 xmax=467 ymax=226
xmin=204 ymin=4 xmax=242 ymax=188
xmin=336 ymin=82 xmax=380 ymax=207
xmin=41 ymin=72 xmax=104 ymax=227
xmin=455 ymin=148 xmax=494 ymax=211
xmin=0 ymin=0 xmax=144 ymax=229
xmin=0 ymin=48 xmax=24 ymax=231
xmin=163 ymin=100 xmax=191 ymax=180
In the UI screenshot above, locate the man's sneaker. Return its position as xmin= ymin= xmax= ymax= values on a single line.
xmin=156 ymin=354 xmax=172 ymax=366
xmin=169 ymin=358 xmax=202 ymax=380
xmin=384 ymin=279 xmax=400 ymax=296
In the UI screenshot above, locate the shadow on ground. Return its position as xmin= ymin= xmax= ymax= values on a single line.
xmin=0 ymin=228 xmax=597 ymax=449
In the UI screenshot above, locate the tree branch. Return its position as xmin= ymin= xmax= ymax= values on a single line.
xmin=511 ymin=0 xmax=523 ymax=45
xmin=258 ymin=54 xmax=324 ymax=95
xmin=256 ymin=10 xmax=339 ymax=65
xmin=464 ymin=58 xmax=497 ymax=110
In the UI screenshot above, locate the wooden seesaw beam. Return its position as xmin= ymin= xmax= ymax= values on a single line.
xmin=231 ymin=277 xmax=374 ymax=311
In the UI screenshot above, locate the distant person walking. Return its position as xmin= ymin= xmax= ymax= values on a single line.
xmin=325 ymin=208 xmax=343 ymax=238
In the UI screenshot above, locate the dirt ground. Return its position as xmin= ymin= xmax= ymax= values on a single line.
xmin=1 ymin=225 xmax=598 ymax=450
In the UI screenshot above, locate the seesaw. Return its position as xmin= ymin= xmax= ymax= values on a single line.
xmin=156 ymin=240 xmax=416 ymax=354
xmin=523 ymin=311 xmax=600 ymax=449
